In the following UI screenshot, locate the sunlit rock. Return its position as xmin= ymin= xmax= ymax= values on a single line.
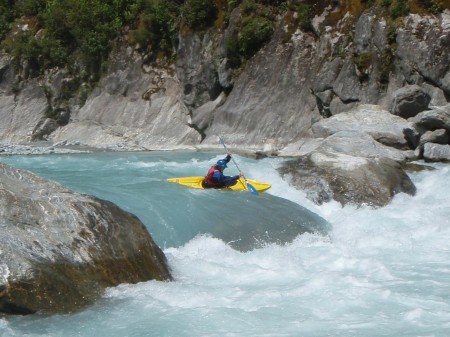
xmin=278 ymin=150 xmax=416 ymax=207
xmin=0 ymin=163 xmax=171 ymax=315
xmin=311 ymin=104 xmax=412 ymax=150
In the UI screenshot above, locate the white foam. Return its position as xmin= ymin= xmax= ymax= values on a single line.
xmin=2 ymin=153 xmax=449 ymax=337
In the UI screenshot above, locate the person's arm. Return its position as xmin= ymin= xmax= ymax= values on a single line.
xmin=223 ymin=154 xmax=232 ymax=164
xmin=223 ymin=174 xmax=241 ymax=186
xmin=212 ymin=170 xmax=239 ymax=187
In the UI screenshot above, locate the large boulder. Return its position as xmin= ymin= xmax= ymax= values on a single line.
xmin=408 ymin=104 xmax=450 ymax=133
xmin=0 ymin=163 xmax=172 ymax=315
xmin=318 ymin=130 xmax=409 ymax=163
xmin=311 ymin=104 xmax=413 ymax=149
xmin=423 ymin=143 xmax=450 ymax=162
xmin=404 ymin=104 xmax=450 ymax=156
xmin=388 ymin=85 xmax=431 ymax=119
xmin=278 ymin=150 xmax=416 ymax=207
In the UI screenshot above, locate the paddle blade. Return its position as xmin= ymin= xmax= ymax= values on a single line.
xmin=246 ymin=181 xmax=259 ymax=195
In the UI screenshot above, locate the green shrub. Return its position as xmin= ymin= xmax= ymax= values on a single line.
xmin=353 ymin=52 xmax=372 ymax=73
xmin=183 ymin=0 xmax=217 ymax=30
xmin=296 ymin=3 xmax=311 ymax=31
xmin=0 ymin=1 xmax=15 ymax=41
xmin=5 ymin=30 xmax=68 ymax=73
xmin=242 ymin=0 xmax=257 ymax=15
xmin=43 ymin=0 xmax=125 ymax=76
xmin=225 ymin=34 xmax=242 ymax=67
xmin=132 ymin=0 xmax=179 ymax=53
xmin=15 ymin=0 xmax=46 ymax=17
xmin=239 ymin=16 xmax=274 ymax=58
xmin=417 ymin=0 xmax=444 ymax=13
xmin=227 ymin=0 xmax=241 ymax=10
xmin=391 ymin=0 xmax=409 ymax=18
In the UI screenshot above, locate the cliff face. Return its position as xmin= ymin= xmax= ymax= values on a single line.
xmin=50 ymin=40 xmax=201 ymax=150
xmin=0 ymin=6 xmax=449 ymax=152
xmin=196 ymin=7 xmax=450 ymax=150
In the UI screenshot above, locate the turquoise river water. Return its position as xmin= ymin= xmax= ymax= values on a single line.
xmin=1 ymin=151 xmax=449 ymax=337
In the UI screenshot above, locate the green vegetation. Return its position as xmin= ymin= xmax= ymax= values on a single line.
xmin=391 ymin=0 xmax=409 ymax=18
xmin=294 ymin=3 xmax=312 ymax=31
xmin=239 ymin=16 xmax=274 ymax=58
xmin=224 ymin=0 xmax=280 ymax=66
xmin=182 ymin=0 xmax=217 ymax=30
xmin=417 ymin=0 xmax=445 ymax=13
xmin=2 ymin=0 xmax=132 ymax=80
xmin=1 ymin=0 xmax=446 ymax=88
xmin=352 ymin=51 xmax=371 ymax=83
xmin=131 ymin=0 xmax=181 ymax=54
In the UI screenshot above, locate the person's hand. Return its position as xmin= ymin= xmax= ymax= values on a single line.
xmin=227 ymin=151 xmax=232 ymax=156
xmin=239 ymin=171 xmax=244 ymax=177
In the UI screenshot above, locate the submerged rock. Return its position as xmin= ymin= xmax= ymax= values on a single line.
xmin=160 ymin=186 xmax=330 ymax=252
xmin=0 ymin=163 xmax=171 ymax=315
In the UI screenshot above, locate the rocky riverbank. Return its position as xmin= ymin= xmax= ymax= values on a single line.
xmin=2 ymin=101 xmax=450 ymax=208
xmin=0 ymin=141 xmax=149 ymax=156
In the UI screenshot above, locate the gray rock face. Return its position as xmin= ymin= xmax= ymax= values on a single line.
xmin=423 ymin=143 xmax=450 ymax=162
xmin=319 ymin=130 xmax=408 ymax=163
xmin=0 ymin=76 xmax=49 ymax=143
xmin=332 ymin=60 xmax=361 ymax=104
xmin=278 ymin=151 xmax=416 ymax=207
xmin=278 ymin=126 xmax=416 ymax=207
xmin=0 ymin=44 xmax=201 ymax=150
xmin=49 ymin=44 xmax=200 ymax=150
xmin=201 ymin=27 xmax=320 ymax=148
xmin=0 ymin=163 xmax=171 ymax=315
xmin=409 ymin=104 xmax=450 ymax=133
xmin=401 ymin=105 xmax=450 ymax=158
xmin=177 ymin=31 xmax=223 ymax=109
xmin=396 ymin=12 xmax=450 ymax=96
xmin=419 ymin=129 xmax=449 ymax=147
xmin=311 ymin=104 xmax=412 ymax=149
xmin=389 ymin=85 xmax=431 ymax=118
xmin=355 ymin=11 xmax=376 ymax=54
xmin=1 ymin=8 xmax=449 ymax=154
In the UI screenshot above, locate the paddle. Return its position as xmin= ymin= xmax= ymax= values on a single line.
xmin=218 ymin=137 xmax=259 ymax=195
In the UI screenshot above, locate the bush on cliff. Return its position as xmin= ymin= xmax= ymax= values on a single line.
xmin=239 ymin=16 xmax=274 ymax=58
xmin=43 ymin=0 xmax=125 ymax=78
xmin=1 ymin=0 xmax=446 ymax=83
xmin=131 ymin=0 xmax=181 ymax=54
xmin=182 ymin=0 xmax=217 ymax=30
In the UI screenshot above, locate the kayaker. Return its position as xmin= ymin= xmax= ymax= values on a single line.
xmin=202 ymin=153 xmax=243 ymax=188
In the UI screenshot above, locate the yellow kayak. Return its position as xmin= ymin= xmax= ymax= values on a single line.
xmin=167 ymin=176 xmax=271 ymax=192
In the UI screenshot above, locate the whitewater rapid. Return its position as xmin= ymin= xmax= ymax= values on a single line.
xmin=1 ymin=152 xmax=449 ymax=336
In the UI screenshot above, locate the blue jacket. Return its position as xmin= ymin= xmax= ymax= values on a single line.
xmin=203 ymin=155 xmax=240 ymax=188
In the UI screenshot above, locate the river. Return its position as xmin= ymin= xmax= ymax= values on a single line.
xmin=1 ymin=151 xmax=449 ymax=336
